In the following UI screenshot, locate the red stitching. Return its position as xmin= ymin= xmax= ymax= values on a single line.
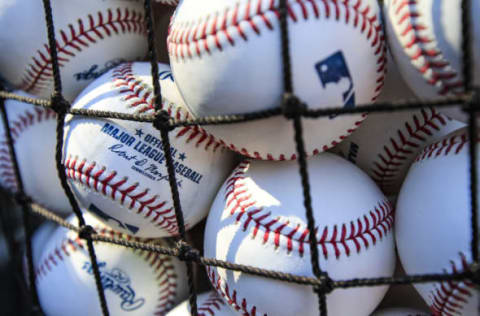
xmin=429 ymin=253 xmax=474 ymax=316
xmin=214 ymin=112 xmax=365 ymax=161
xmin=415 ymin=131 xmax=474 ymax=162
xmin=391 ymin=0 xmax=464 ymax=96
xmin=224 ymin=160 xmax=394 ymax=258
xmin=112 ymin=63 xmax=224 ymax=152
xmin=0 ymin=107 xmax=56 ymax=191
xmin=35 ymin=226 xmax=179 ymax=314
xmin=207 ymin=266 xmax=260 ymax=316
xmin=20 ymin=8 xmax=146 ymax=95
xmin=370 ymin=108 xmax=448 ymax=190
xmin=196 ymin=292 xmax=229 ymax=316
xmin=63 ymin=155 xmax=179 ymax=236
xmin=168 ymin=0 xmax=386 ymax=96
xmin=168 ymin=0 xmax=384 ymax=159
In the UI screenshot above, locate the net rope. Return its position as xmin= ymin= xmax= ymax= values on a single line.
xmin=0 ymin=0 xmax=477 ymax=315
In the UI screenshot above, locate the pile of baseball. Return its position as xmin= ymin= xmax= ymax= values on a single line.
xmin=0 ymin=0 xmax=478 ymax=315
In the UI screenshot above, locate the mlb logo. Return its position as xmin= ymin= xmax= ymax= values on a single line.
xmin=315 ymin=51 xmax=355 ymax=118
xmin=88 ymin=203 xmax=140 ymax=235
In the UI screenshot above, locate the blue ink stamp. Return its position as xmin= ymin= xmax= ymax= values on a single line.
xmin=88 ymin=204 xmax=140 ymax=235
xmin=83 ymin=261 xmax=145 ymax=311
xmin=74 ymin=58 xmax=126 ymax=81
xmin=315 ymin=51 xmax=355 ymax=118
xmin=159 ymin=70 xmax=174 ymax=82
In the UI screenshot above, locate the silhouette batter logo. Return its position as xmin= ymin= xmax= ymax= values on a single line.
xmin=315 ymin=51 xmax=355 ymax=118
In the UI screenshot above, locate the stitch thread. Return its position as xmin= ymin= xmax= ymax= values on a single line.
xmin=0 ymin=107 xmax=56 ymax=191
xmin=370 ymin=108 xmax=448 ymax=191
xmin=391 ymin=0 xmax=464 ymax=96
xmin=34 ymin=226 xmax=179 ymax=314
xmin=196 ymin=292 xmax=229 ymax=316
xmin=428 ymin=253 xmax=474 ymax=316
xmin=224 ymin=160 xmax=394 ymax=258
xmin=21 ymin=8 xmax=146 ymax=95
xmin=415 ymin=131 xmax=476 ymax=162
xmin=168 ymin=0 xmax=385 ymax=159
xmin=215 ymin=113 xmax=368 ymax=161
xmin=63 ymin=155 xmax=179 ymax=236
xmin=112 ymin=62 xmax=224 ymax=152
xmin=206 ymin=266 xmax=260 ymax=316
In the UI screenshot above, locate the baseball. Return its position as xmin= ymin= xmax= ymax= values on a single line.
xmin=31 ymin=221 xmax=58 ymax=266
xmin=34 ymin=212 xmax=188 ymax=316
xmin=24 ymin=220 xmax=58 ymax=287
xmin=384 ymin=0 xmax=480 ymax=122
xmin=168 ymin=0 xmax=386 ymax=160
xmin=63 ymin=62 xmax=235 ymax=238
xmin=371 ymin=307 xmax=432 ymax=316
xmin=166 ymin=291 xmax=237 ymax=316
xmin=0 ymin=90 xmax=71 ymax=216
xmin=0 ymin=0 xmax=148 ymax=102
xmin=204 ymin=153 xmax=396 ymax=316
xmin=328 ymin=56 xmax=466 ymax=196
xmin=396 ymin=127 xmax=479 ymax=315
xmin=329 ymin=108 xmax=464 ymax=196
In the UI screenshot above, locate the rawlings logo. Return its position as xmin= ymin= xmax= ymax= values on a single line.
xmin=74 ymin=58 xmax=126 ymax=81
xmin=315 ymin=51 xmax=355 ymax=118
xmin=82 ymin=261 xmax=145 ymax=311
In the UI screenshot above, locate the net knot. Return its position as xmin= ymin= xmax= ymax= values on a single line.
xmin=176 ymin=241 xmax=200 ymax=262
xmin=79 ymin=225 xmax=96 ymax=241
xmin=282 ymin=93 xmax=306 ymax=119
xmin=314 ymin=272 xmax=334 ymax=295
xmin=50 ymin=93 xmax=70 ymax=115
xmin=153 ymin=110 xmax=174 ymax=132
xmin=14 ymin=192 xmax=32 ymax=206
xmin=468 ymin=261 xmax=480 ymax=286
xmin=462 ymin=87 xmax=480 ymax=114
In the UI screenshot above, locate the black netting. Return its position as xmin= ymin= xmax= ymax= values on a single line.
xmin=0 ymin=0 xmax=478 ymax=315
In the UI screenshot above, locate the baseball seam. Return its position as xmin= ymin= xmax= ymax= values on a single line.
xmin=196 ymin=292 xmax=229 ymax=316
xmin=34 ymin=226 xmax=179 ymax=314
xmin=370 ymin=108 xmax=448 ymax=190
xmin=415 ymin=132 xmax=473 ymax=162
xmin=428 ymin=252 xmax=474 ymax=316
xmin=207 ymin=266 xmax=260 ymax=316
xmin=112 ymin=62 xmax=225 ymax=152
xmin=0 ymin=107 xmax=56 ymax=191
xmin=167 ymin=0 xmax=386 ymax=160
xmin=21 ymin=7 xmax=146 ymax=95
xmin=225 ymin=160 xmax=394 ymax=258
xmin=391 ymin=0 xmax=464 ymax=96
xmin=63 ymin=155 xmax=179 ymax=236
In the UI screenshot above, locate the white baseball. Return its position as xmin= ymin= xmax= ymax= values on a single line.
xmin=24 ymin=220 xmax=58 ymax=287
xmin=396 ymin=127 xmax=479 ymax=315
xmin=35 ymin=212 xmax=188 ymax=316
xmin=166 ymin=291 xmax=237 ymax=316
xmin=168 ymin=0 xmax=386 ymax=161
xmin=371 ymin=307 xmax=431 ymax=316
xmin=329 ymin=107 xmax=464 ymax=196
xmin=63 ymin=62 xmax=235 ymax=238
xmin=204 ymin=153 xmax=396 ymax=316
xmin=384 ymin=0 xmax=480 ymax=122
xmin=0 ymin=90 xmax=71 ymax=216
xmin=0 ymin=0 xmax=148 ymax=102
xmin=31 ymin=221 xmax=58 ymax=266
